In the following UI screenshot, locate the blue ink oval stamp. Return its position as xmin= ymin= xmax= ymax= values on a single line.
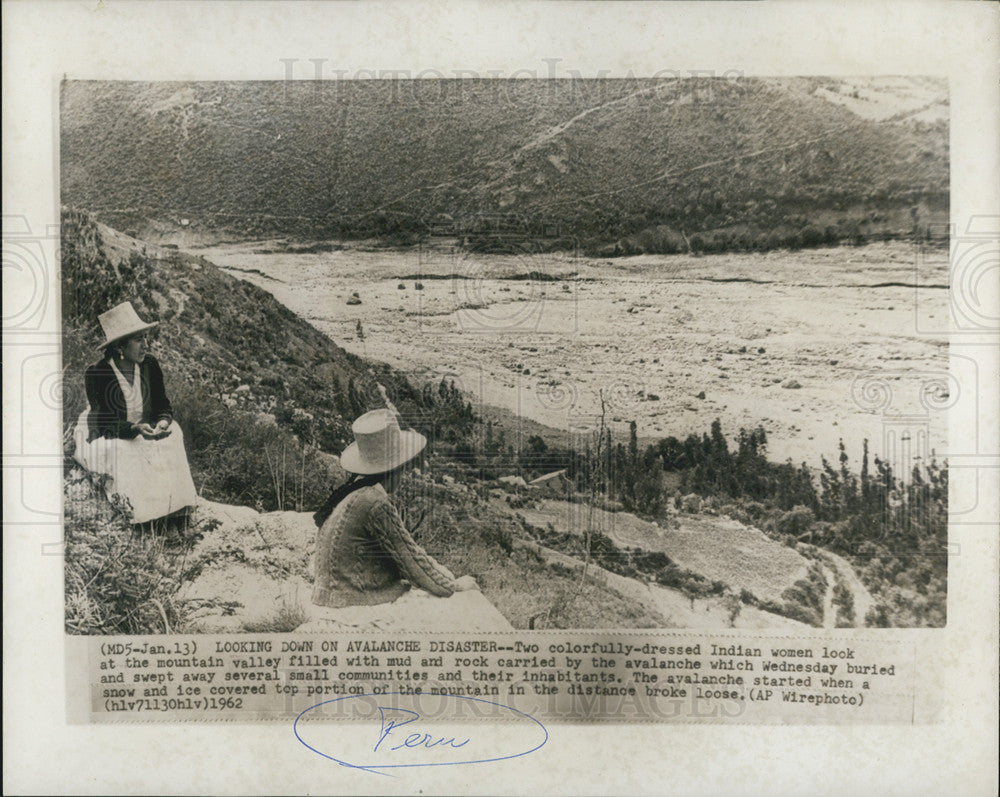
xmin=294 ymin=693 xmax=548 ymax=775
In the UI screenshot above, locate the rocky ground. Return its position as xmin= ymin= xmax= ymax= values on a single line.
xmin=193 ymin=239 xmax=948 ymax=468
xmin=173 ymin=499 xmax=515 ymax=633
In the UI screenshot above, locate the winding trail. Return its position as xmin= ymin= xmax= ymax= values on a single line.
xmin=821 ymin=565 xmax=838 ymax=629
xmin=818 ymin=552 xmax=876 ymax=627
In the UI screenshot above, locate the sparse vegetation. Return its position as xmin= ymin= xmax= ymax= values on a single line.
xmin=64 ymin=469 xmax=198 ymax=634
xmin=240 ymin=599 xmax=308 ymax=633
xmin=62 ymin=79 xmax=947 ymax=254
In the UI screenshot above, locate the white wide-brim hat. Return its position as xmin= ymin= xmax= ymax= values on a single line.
xmin=340 ymin=408 xmax=427 ymax=475
xmin=96 ymin=301 xmax=158 ymax=351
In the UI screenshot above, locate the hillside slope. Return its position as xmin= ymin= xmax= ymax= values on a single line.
xmin=63 ymin=207 xmax=365 ymax=446
xmin=61 ymin=208 xmax=481 ymax=510
xmin=61 ymin=78 xmax=947 ymax=247
xmin=65 ymin=464 xmax=808 ymax=633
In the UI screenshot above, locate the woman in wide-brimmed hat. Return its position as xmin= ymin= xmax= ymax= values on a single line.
xmin=311 ymin=408 xmax=477 ymax=608
xmin=73 ymin=301 xmax=197 ymax=524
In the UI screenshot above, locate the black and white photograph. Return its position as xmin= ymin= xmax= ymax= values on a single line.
xmin=5 ymin=2 xmax=997 ymax=794
xmin=61 ymin=77 xmax=950 ymax=634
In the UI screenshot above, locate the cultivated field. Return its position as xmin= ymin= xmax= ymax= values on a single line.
xmin=513 ymin=497 xmax=811 ymax=605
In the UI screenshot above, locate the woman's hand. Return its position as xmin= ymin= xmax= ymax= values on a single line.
xmin=154 ymin=418 xmax=171 ymax=435
xmin=134 ymin=422 xmax=163 ymax=439
xmin=453 ymin=575 xmax=479 ymax=592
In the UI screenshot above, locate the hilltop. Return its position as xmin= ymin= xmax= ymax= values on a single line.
xmin=61 ymin=78 xmax=947 ymax=252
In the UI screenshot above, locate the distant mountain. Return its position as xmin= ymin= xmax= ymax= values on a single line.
xmin=61 ymin=78 xmax=947 ymax=248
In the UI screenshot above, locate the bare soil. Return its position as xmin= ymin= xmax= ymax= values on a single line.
xmin=192 ymin=239 xmax=948 ymax=467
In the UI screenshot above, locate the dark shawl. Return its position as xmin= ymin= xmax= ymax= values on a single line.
xmin=313 ymin=473 xmax=382 ymax=527
xmin=84 ymin=355 xmax=173 ymax=441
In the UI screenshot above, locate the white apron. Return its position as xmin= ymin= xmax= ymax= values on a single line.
xmin=73 ymin=410 xmax=198 ymax=524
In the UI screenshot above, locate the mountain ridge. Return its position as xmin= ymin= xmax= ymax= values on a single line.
xmin=61 ymin=77 xmax=947 ymax=250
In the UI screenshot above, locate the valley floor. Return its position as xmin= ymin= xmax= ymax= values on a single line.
xmin=194 ymin=239 xmax=949 ymax=468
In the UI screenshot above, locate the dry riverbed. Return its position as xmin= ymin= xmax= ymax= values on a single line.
xmin=191 ymin=239 xmax=948 ymax=467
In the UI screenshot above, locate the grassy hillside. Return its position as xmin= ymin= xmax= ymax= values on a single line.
xmin=61 ymin=78 xmax=947 ymax=251
xmin=59 ymin=205 xmax=680 ymax=632
xmin=61 ymin=208 xmax=475 ymax=510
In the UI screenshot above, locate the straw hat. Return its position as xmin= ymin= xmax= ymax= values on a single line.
xmin=96 ymin=301 xmax=158 ymax=351
xmin=340 ymin=409 xmax=427 ymax=475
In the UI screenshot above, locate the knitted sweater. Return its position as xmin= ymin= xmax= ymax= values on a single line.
xmin=312 ymin=484 xmax=458 ymax=608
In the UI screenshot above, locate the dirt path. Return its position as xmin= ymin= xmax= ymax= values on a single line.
xmin=814 ymin=550 xmax=875 ymax=628
xmin=825 ymin=551 xmax=876 ymax=627
xmin=821 ymin=564 xmax=838 ymax=628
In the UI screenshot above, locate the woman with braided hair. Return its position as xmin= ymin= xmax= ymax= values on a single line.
xmin=311 ymin=408 xmax=477 ymax=608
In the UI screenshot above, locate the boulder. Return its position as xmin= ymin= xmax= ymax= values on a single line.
xmin=498 ymin=475 xmax=528 ymax=488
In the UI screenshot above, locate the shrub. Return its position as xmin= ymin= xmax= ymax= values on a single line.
xmin=171 ymin=383 xmax=342 ymax=511
xmin=778 ymin=562 xmax=827 ymax=627
xmin=724 ymin=592 xmax=743 ymax=626
xmin=832 ymin=581 xmax=856 ymax=627
xmin=681 ymin=493 xmax=702 ymax=513
xmin=865 ymin=603 xmax=891 ymax=628
xmin=800 ymin=225 xmax=824 ymax=248
xmin=241 ymin=598 xmax=308 ymax=633
xmin=64 ymin=470 xmax=192 ymax=634
xmin=776 ymin=505 xmax=815 ymax=537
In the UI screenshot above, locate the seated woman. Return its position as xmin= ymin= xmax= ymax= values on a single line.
xmin=312 ymin=408 xmax=477 ymax=608
xmin=73 ymin=301 xmax=198 ymax=524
